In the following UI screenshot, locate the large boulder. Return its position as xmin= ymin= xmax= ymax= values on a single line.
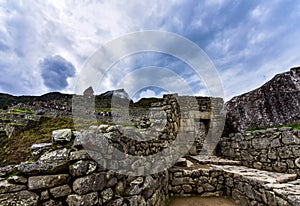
xmin=225 ymin=67 xmax=300 ymax=133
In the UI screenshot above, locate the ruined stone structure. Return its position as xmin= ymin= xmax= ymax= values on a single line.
xmin=169 ymin=157 xmax=300 ymax=205
xmin=0 ymin=67 xmax=300 ymax=206
xmin=0 ymin=112 xmax=47 ymax=138
xmin=218 ymin=128 xmax=300 ymax=175
xmin=0 ymin=124 xmax=299 ymax=205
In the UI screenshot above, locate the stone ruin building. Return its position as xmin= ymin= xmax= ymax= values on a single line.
xmin=0 ymin=93 xmax=299 ymax=206
xmin=0 ymin=67 xmax=299 ymax=205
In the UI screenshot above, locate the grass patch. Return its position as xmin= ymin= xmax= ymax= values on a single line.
xmin=0 ymin=117 xmax=75 ymax=166
xmin=8 ymin=122 xmax=26 ymax=127
xmin=95 ymin=108 xmax=111 ymax=113
xmin=9 ymin=108 xmax=34 ymax=115
xmin=0 ymin=116 xmax=114 ymax=166
xmin=246 ymin=123 xmax=300 ymax=132
xmin=288 ymin=123 xmax=300 ymax=130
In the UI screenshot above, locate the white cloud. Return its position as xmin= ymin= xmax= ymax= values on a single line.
xmin=0 ymin=0 xmax=300 ymax=103
xmin=135 ymin=89 xmax=166 ymax=101
xmin=251 ymin=6 xmax=270 ymax=21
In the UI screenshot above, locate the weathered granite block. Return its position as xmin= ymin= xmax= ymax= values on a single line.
xmin=28 ymin=174 xmax=70 ymax=190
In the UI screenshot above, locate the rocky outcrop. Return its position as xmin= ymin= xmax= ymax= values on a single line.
xmin=225 ymin=67 xmax=300 ymax=133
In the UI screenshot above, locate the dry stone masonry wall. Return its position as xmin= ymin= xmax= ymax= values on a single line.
xmin=169 ymin=157 xmax=300 ymax=206
xmin=0 ymin=133 xmax=169 ymax=206
xmin=0 ymin=93 xmax=299 ymax=205
xmin=218 ymin=128 xmax=300 ymax=176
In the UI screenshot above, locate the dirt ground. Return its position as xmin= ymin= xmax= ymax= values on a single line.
xmin=167 ymin=196 xmax=240 ymax=206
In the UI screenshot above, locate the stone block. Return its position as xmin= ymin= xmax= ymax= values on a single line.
xmin=42 ymin=199 xmax=63 ymax=206
xmin=0 ymin=165 xmax=16 ymax=177
xmin=69 ymin=160 xmax=97 ymax=177
xmin=0 ymin=190 xmax=39 ymax=206
xmin=18 ymin=159 xmax=68 ymax=175
xmin=49 ymin=184 xmax=72 ymax=198
xmin=39 ymin=148 xmax=69 ymax=161
xmin=28 ymin=174 xmax=70 ymax=190
xmin=101 ymin=188 xmax=114 ymax=203
xmin=40 ymin=190 xmax=49 ymax=200
xmin=0 ymin=180 xmax=26 ymax=193
xmin=69 ymin=150 xmax=92 ymax=161
xmin=282 ymin=132 xmax=300 ymax=145
xmin=31 ymin=143 xmax=52 ymax=157
xmin=52 ymin=129 xmax=72 ymax=143
xmin=66 ymin=192 xmax=99 ymax=206
xmin=7 ymin=175 xmax=27 ymax=184
xmin=273 ymin=162 xmax=287 ymax=173
xmin=252 ymin=138 xmax=271 ymax=150
xmin=73 ymin=172 xmax=106 ymax=195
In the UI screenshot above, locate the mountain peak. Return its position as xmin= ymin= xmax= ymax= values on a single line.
xmin=101 ymin=89 xmax=130 ymax=100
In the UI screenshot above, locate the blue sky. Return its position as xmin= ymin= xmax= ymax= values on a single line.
xmin=0 ymin=0 xmax=300 ymax=101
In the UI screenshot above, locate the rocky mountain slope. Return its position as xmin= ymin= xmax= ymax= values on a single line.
xmin=0 ymin=92 xmax=72 ymax=109
xmin=225 ymin=67 xmax=300 ymax=132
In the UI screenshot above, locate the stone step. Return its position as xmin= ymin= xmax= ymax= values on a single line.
xmin=172 ymin=158 xmax=300 ymax=205
xmin=211 ymin=164 xmax=299 ymax=205
xmin=211 ymin=165 xmax=297 ymax=184
xmin=189 ymin=155 xmax=242 ymax=166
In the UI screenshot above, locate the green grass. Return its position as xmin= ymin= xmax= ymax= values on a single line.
xmin=9 ymin=108 xmax=34 ymax=114
xmin=0 ymin=117 xmax=75 ymax=166
xmin=246 ymin=123 xmax=300 ymax=132
xmin=8 ymin=122 xmax=26 ymax=127
xmin=0 ymin=115 xmax=118 ymax=166
xmin=95 ymin=108 xmax=111 ymax=112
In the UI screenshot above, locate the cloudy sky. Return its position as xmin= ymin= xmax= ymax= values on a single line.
xmin=0 ymin=0 xmax=300 ymax=101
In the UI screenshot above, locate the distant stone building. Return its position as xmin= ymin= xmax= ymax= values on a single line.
xmin=83 ymin=86 xmax=94 ymax=97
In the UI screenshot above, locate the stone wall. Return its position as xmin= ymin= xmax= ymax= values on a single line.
xmin=0 ymin=147 xmax=169 ymax=206
xmin=1 ymin=120 xmax=300 ymax=205
xmin=169 ymin=166 xmax=225 ymax=197
xmin=74 ymin=94 xmax=224 ymax=157
xmin=168 ymin=157 xmax=299 ymax=206
xmin=218 ymin=128 xmax=300 ymax=176
xmin=1 ymin=150 xmax=300 ymax=206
